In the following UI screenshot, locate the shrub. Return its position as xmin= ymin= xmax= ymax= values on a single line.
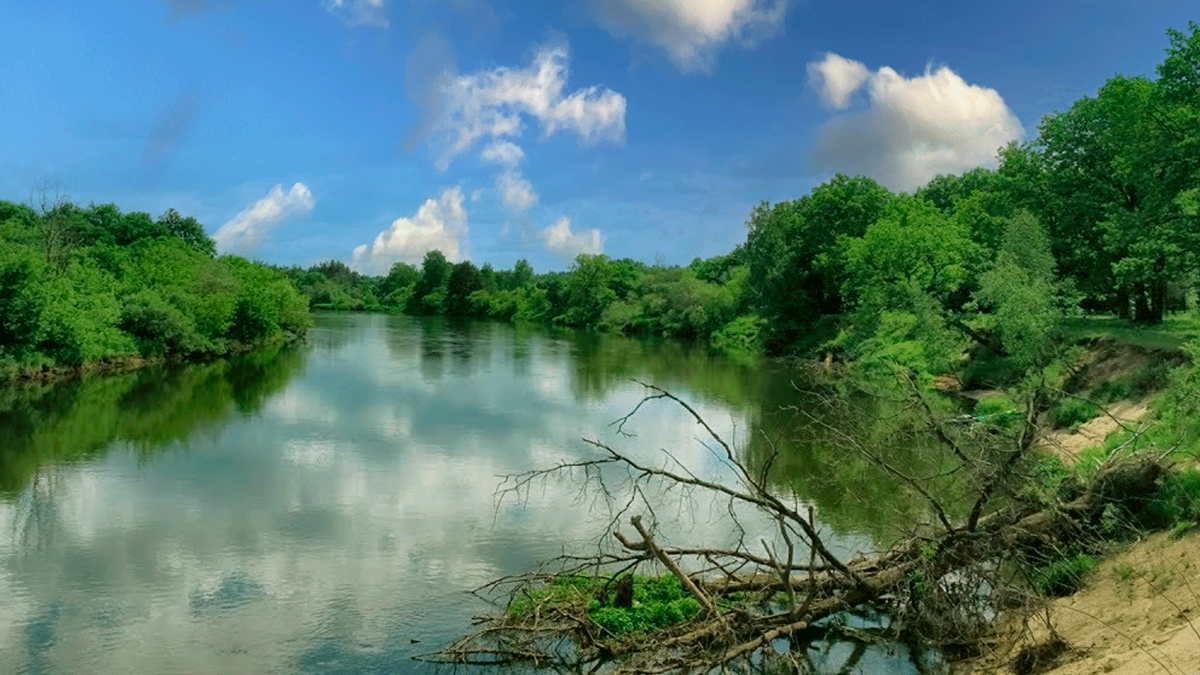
xmin=1138 ymin=468 xmax=1200 ymax=530
xmin=1051 ymin=397 xmax=1099 ymax=429
xmin=1034 ymin=553 xmax=1096 ymax=597
xmin=711 ymin=314 xmax=766 ymax=354
xmin=974 ymin=394 xmax=1019 ymax=420
xmin=585 ymin=575 xmax=703 ymax=636
xmin=119 ymin=290 xmax=208 ymax=356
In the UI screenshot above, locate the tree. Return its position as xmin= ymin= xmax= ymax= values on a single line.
xmin=158 ymin=208 xmax=216 ymax=256
xmin=409 ymin=250 xmax=452 ymax=314
xmin=445 ymin=260 xmax=483 ymax=316
xmin=556 ymin=254 xmax=617 ymax=328
xmin=379 ymin=261 xmax=419 ymax=306
xmin=1027 ymin=24 xmax=1200 ymax=323
xmin=977 ymin=212 xmax=1064 ymax=371
xmin=744 ymin=174 xmax=892 ymax=352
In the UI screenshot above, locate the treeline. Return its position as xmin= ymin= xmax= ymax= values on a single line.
xmin=0 ymin=196 xmax=310 ymax=380
xmin=295 ymin=24 xmax=1198 ymax=368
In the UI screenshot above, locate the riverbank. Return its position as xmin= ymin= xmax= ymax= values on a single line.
xmin=956 ymin=529 xmax=1200 ymax=675
xmin=0 ymin=330 xmax=306 ymax=389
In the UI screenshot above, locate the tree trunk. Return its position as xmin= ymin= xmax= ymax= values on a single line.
xmin=1133 ymin=282 xmax=1152 ymax=324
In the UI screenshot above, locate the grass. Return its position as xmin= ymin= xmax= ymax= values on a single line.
xmin=1062 ymin=314 xmax=1200 ymax=352
xmin=1034 ymin=553 xmax=1098 ymax=597
xmin=1050 ymin=397 xmax=1100 ymax=430
xmin=506 ymin=574 xmax=703 ymax=638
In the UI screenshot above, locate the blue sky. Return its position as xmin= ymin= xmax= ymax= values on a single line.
xmin=0 ymin=0 xmax=1193 ymax=273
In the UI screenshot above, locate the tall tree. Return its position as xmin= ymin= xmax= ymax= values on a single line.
xmin=744 ymin=174 xmax=892 ymax=352
xmin=445 ymin=260 xmax=483 ymax=316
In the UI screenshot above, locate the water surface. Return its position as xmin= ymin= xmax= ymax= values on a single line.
xmin=0 ymin=313 xmax=946 ymax=674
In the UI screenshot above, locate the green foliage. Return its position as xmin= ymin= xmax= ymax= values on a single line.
xmin=1034 ymin=554 xmax=1097 ymax=597
xmin=445 ymin=260 xmax=483 ymax=316
xmin=1139 ymin=468 xmax=1200 ymax=530
xmin=409 ymin=250 xmax=452 ymax=315
xmin=586 ymin=575 xmax=702 ymax=636
xmin=555 ymin=254 xmax=618 ymax=328
xmin=976 ymin=212 xmax=1064 ymax=370
xmin=973 ymin=395 xmax=1016 ymax=417
xmin=745 ymin=174 xmax=893 ymax=353
xmin=0 ymin=198 xmax=309 ymax=377
xmin=710 ymin=314 xmax=766 ymax=354
xmin=120 ymin=289 xmax=209 ymax=356
xmin=1050 ymin=397 xmax=1100 ymax=429
xmin=0 ymin=244 xmax=45 ymax=361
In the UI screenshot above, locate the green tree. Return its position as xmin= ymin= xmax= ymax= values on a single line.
xmin=409 ymin=250 xmax=451 ymax=314
xmin=157 ymin=208 xmax=217 ymax=256
xmin=976 ymin=212 xmax=1064 ymax=371
xmin=556 ymin=254 xmax=617 ymax=328
xmin=445 ymin=260 xmax=483 ymax=316
xmin=744 ymin=174 xmax=892 ymax=352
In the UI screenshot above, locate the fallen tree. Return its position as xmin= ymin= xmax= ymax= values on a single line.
xmin=427 ymin=379 xmax=1173 ymax=674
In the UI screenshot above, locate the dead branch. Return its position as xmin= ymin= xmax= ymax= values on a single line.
xmin=437 ymin=380 xmax=1171 ymax=675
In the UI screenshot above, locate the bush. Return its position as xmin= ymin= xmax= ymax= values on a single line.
xmin=1034 ymin=553 xmax=1096 ymax=597
xmin=1051 ymin=397 xmax=1099 ymax=429
xmin=119 ymin=290 xmax=208 ymax=356
xmin=1138 ymin=468 xmax=1200 ymax=530
xmin=974 ymin=394 xmax=1017 ymax=418
xmin=711 ymin=314 xmax=766 ymax=354
xmin=585 ymin=575 xmax=703 ymax=636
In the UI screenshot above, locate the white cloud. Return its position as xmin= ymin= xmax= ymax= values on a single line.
xmin=496 ymin=169 xmax=538 ymax=214
xmin=214 ymin=182 xmax=314 ymax=254
xmin=323 ymin=0 xmax=388 ymax=28
xmin=590 ymin=0 xmax=788 ymax=73
xmin=808 ymin=55 xmax=1024 ymax=192
xmin=480 ymin=140 xmax=525 ymax=167
xmin=807 ymin=53 xmax=870 ymax=109
xmin=351 ymin=187 xmax=467 ymax=273
xmin=433 ymin=41 xmax=626 ymax=170
xmin=539 ymin=215 xmax=604 ymax=260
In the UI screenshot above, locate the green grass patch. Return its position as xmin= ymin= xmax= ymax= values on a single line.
xmin=1091 ymin=360 xmax=1172 ymax=404
xmin=1050 ymin=397 xmax=1100 ymax=430
xmin=1062 ymin=314 xmax=1200 ymax=352
xmin=586 ymin=575 xmax=703 ymax=637
xmin=506 ymin=574 xmax=704 ymax=637
xmin=506 ymin=575 xmax=603 ymax=620
xmin=1138 ymin=468 xmax=1200 ymax=530
xmin=1034 ymin=553 xmax=1097 ymax=597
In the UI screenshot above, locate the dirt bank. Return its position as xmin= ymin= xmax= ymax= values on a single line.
xmin=957 ymin=530 xmax=1200 ymax=675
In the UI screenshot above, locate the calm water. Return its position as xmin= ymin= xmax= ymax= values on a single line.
xmin=0 ymin=313 xmax=949 ymax=674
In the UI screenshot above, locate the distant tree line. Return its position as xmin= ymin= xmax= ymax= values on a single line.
xmin=289 ymin=24 xmax=1199 ymax=368
xmin=0 ymin=193 xmax=310 ymax=380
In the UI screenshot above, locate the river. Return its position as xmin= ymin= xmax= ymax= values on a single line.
xmin=0 ymin=312 xmax=952 ymax=674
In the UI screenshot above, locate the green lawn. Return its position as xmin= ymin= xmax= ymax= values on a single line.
xmin=1062 ymin=314 xmax=1200 ymax=352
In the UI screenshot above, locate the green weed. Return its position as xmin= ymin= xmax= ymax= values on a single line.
xmin=1034 ymin=553 xmax=1097 ymax=597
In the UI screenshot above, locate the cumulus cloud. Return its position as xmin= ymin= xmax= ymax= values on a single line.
xmin=496 ymin=169 xmax=538 ymax=214
xmin=807 ymin=53 xmax=870 ymax=109
xmin=323 ymin=0 xmax=388 ymax=28
xmin=539 ymin=216 xmax=604 ymax=260
xmin=432 ymin=41 xmax=626 ymax=170
xmin=808 ymin=54 xmax=1024 ymax=192
xmin=214 ymin=183 xmax=314 ymax=253
xmin=352 ymin=187 xmax=467 ymax=273
xmin=590 ymin=0 xmax=788 ymax=73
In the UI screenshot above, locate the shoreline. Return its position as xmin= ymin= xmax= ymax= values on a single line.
xmin=0 ymin=331 xmax=307 ymax=390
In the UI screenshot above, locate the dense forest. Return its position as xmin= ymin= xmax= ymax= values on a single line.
xmin=0 ymin=191 xmax=310 ymax=381
xmin=289 ymin=23 xmax=1200 ymax=375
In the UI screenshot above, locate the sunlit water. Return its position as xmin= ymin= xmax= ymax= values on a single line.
xmin=0 ymin=313 xmax=943 ymax=674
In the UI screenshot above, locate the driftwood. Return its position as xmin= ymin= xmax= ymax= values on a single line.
xmin=428 ymin=380 xmax=1169 ymax=675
